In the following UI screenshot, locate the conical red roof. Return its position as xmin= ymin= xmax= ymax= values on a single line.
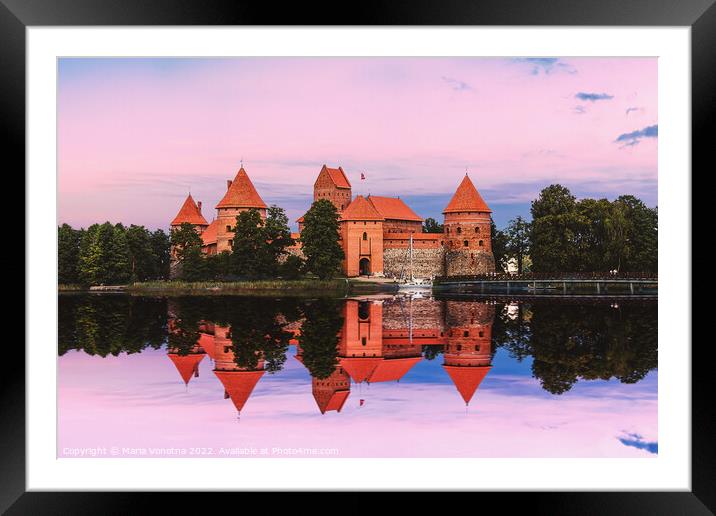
xmin=339 ymin=357 xmax=384 ymax=383
xmin=340 ymin=195 xmax=384 ymax=221
xmin=198 ymin=332 xmax=216 ymax=359
xmin=368 ymin=357 xmax=421 ymax=383
xmin=171 ymin=194 xmax=209 ymax=226
xmin=201 ymin=219 xmax=219 ymax=245
xmin=443 ymin=175 xmax=491 ymax=213
xmin=167 ymin=353 xmax=205 ymax=385
xmin=213 ymin=370 xmax=265 ymax=412
xmin=215 ymin=167 xmax=267 ymax=209
xmin=443 ymin=365 xmax=492 ymax=404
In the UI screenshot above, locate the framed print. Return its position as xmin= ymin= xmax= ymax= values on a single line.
xmin=7 ymin=0 xmax=710 ymax=512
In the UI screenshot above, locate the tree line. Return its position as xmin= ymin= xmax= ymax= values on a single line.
xmin=491 ymin=185 xmax=657 ymax=273
xmin=58 ymin=222 xmax=170 ymax=285
xmin=172 ymin=199 xmax=344 ymax=282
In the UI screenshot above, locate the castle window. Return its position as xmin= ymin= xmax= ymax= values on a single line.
xmin=463 ymin=240 xmax=469 ymax=247
xmin=479 ymin=240 xmax=484 ymax=247
xmin=362 ymin=337 xmax=367 ymax=346
xmin=463 ymin=331 xmax=469 ymax=337
xmin=362 ymin=232 xmax=367 ymax=240
xmin=475 ymin=345 xmax=480 ymax=351
xmin=457 ymin=344 xmax=462 ymax=351
xmin=226 ymin=225 xmax=231 ymax=232
xmin=457 ymin=227 xmax=462 ymax=234
xmin=479 ymin=331 xmax=484 ymax=337
xmin=475 ymin=227 xmax=480 ymax=233
xmin=228 ymin=239 xmax=233 ymax=247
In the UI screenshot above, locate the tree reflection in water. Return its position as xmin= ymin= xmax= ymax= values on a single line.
xmin=58 ymin=294 xmax=657 ymax=400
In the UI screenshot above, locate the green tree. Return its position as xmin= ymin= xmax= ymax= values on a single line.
xmin=490 ymin=220 xmax=509 ymax=272
xmin=300 ymin=199 xmax=344 ymax=279
xmin=612 ymin=196 xmax=657 ymax=272
xmin=422 ymin=217 xmax=444 ymax=233
xmin=150 ymin=229 xmax=171 ymax=279
xmin=281 ymin=254 xmax=304 ymax=279
xmin=530 ymin=185 xmax=580 ymax=272
xmin=58 ymin=223 xmax=82 ymax=284
xmin=126 ymin=225 xmax=156 ymax=281
xmin=297 ymin=299 xmax=344 ymax=379
xmin=504 ymin=216 xmax=531 ymax=274
xmin=263 ymin=205 xmax=295 ymax=275
xmin=230 ymin=209 xmax=268 ymax=278
xmin=77 ymin=222 xmax=131 ymax=285
xmin=171 ymin=223 xmax=205 ymax=281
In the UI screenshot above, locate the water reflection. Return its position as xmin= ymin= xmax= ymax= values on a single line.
xmin=59 ymin=294 xmax=657 ymax=418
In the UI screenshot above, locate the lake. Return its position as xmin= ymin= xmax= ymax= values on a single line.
xmin=58 ymin=293 xmax=657 ymax=458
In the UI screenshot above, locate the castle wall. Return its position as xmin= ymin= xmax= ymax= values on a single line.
xmin=445 ymin=249 xmax=495 ymax=276
xmin=341 ymin=221 xmax=384 ymax=277
xmin=381 ymin=297 xmax=445 ymax=330
xmin=383 ymin=247 xmax=445 ymax=279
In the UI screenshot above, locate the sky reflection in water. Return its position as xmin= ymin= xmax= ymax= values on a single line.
xmin=58 ymin=294 xmax=657 ymax=458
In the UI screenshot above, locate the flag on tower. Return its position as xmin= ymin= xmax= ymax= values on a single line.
xmin=360 ymin=172 xmax=366 ymax=180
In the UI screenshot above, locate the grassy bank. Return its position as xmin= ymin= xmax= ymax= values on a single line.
xmin=58 ymin=284 xmax=86 ymax=291
xmin=126 ymin=279 xmax=352 ymax=296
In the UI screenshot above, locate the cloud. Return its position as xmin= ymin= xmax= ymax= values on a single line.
xmin=512 ymin=58 xmax=577 ymax=75
xmin=441 ymin=76 xmax=473 ymax=91
xmin=575 ymin=92 xmax=614 ymax=102
xmin=618 ymin=432 xmax=658 ymax=454
xmin=625 ymin=106 xmax=644 ymax=116
xmin=573 ymin=105 xmax=587 ymax=115
xmin=615 ymin=124 xmax=658 ymax=147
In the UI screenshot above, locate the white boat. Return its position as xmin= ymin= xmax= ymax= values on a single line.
xmin=397 ymin=234 xmax=433 ymax=290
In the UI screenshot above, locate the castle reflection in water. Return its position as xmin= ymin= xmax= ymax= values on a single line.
xmin=58 ymin=292 xmax=657 ymax=422
xmin=167 ymin=297 xmax=496 ymax=416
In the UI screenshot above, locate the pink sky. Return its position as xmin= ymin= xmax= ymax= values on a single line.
xmin=58 ymin=347 xmax=657 ymax=458
xmin=58 ymin=57 xmax=657 ymax=230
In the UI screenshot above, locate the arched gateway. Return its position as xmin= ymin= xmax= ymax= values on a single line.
xmin=359 ymin=258 xmax=371 ymax=276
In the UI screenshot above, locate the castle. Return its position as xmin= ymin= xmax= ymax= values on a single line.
xmin=170 ymin=164 xmax=496 ymax=277
xmin=167 ymin=297 xmax=495 ymax=415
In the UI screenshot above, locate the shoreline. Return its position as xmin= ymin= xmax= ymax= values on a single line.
xmin=58 ymin=279 xmax=399 ymax=296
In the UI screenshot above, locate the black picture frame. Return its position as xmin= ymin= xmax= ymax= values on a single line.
xmin=5 ymin=0 xmax=709 ymax=512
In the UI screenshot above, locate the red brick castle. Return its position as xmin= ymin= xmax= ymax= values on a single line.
xmin=170 ymin=164 xmax=496 ymax=277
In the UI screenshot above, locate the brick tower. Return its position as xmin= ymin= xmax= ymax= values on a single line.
xmin=314 ymin=164 xmax=352 ymax=213
xmin=214 ymin=166 xmax=267 ymax=253
xmin=170 ymin=194 xmax=209 ymax=260
xmin=211 ymin=325 xmax=265 ymax=415
xmin=442 ymin=301 xmax=495 ymax=405
xmin=443 ymin=174 xmax=495 ymax=275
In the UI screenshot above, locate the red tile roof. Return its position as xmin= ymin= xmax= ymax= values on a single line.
xmin=443 ymin=174 xmax=492 ymax=213
xmin=367 ymin=196 xmax=422 ymax=222
xmin=167 ymin=353 xmax=205 ymax=385
xmin=213 ymin=370 xmax=265 ymax=413
xmin=339 ymin=357 xmax=383 ymax=383
xmin=215 ymin=167 xmax=268 ymax=209
xmin=340 ymin=195 xmax=384 ymax=221
xmin=323 ymin=165 xmax=351 ymax=189
xmin=171 ymin=194 xmax=209 ymax=226
xmin=368 ymin=357 xmax=421 ymax=383
xmin=201 ymin=219 xmax=219 ymax=245
xmin=443 ymin=365 xmax=492 ymax=404
xmin=198 ymin=332 xmax=216 ymax=359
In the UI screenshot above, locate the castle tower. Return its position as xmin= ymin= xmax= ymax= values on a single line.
xmin=211 ymin=325 xmax=266 ymax=414
xmin=170 ymin=194 xmax=209 ymax=259
xmin=297 ymin=164 xmax=352 ymax=231
xmin=167 ymin=342 xmax=206 ymax=386
xmin=214 ymin=166 xmax=268 ymax=253
xmin=314 ymin=164 xmax=352 ymax=213
xmin=442 ymin=301 xmax=495 ymax=405
xmin=339 ymin=300 xmax=385 ymax=383
xmin=443 ymin=174 xmax=496 ymax=275
xmin=311 ymin=366 xmax=351 ymax=414
xmin=339 ymin=196 xmax=385 ymax=277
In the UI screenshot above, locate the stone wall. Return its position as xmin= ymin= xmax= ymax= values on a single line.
xmin=382 ymin=297 xmax=445 ymax=330
xmin=383 ymin=247 xmax=445 ymax=279
xmin=445 ymin=249 xmax=495 ymax=276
